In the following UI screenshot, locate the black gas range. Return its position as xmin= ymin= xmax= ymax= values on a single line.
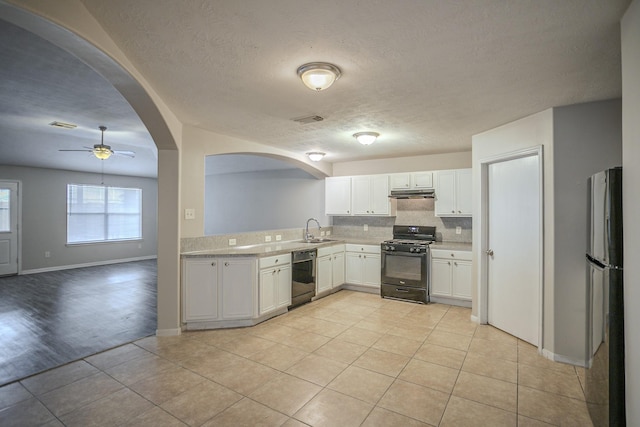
xmin=380 ymin=225 xmax=436 ymax=304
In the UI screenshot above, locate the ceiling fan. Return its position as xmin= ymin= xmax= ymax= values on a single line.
xmin=59 ymin=125 xmax=135 ymax=160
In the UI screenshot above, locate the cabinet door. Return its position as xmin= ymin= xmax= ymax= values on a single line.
xmin=221 ymin=258 xmax=254 ymax=319
xmin=316 ymin=255 xmax=333 ymax=294
xmin=435 ymin=170 xmax=456 ymax=216
xmin=351 ymin=176 xmax=372 ymax=215
xmin=362 ymin=253 xmax=381 ymax=288
xmin=413 ymin=172 xmax=433 ymax=189
xmin=452 ymin=260 xmax=472 ymax=299
xmin=275 ymin=264 xmax=292 ymax=309
xmin=259 ymin=268 xmax=277 ymax=315
xmin=325 ymin=177 xmax=352 ymax=215
xmin=370 ymin=175 xmax=390 ymax=215
xmin=332 ymin=251 xmax=345 ymax=287
xmin=390 ymin=173 xmax=411 ymax=190
xmin=456 ymin=169 xmax=472 ymax=215
xmin=182 ymin=259 xmax=218 ymax=322
xmin=345 ymin=252 xmax=363 ymax=284
xmin=431 ymin=258 xmax=452 ymax=296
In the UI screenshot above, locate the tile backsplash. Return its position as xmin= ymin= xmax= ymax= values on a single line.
xmin=332 ymin=198 xmax=471 ymax=243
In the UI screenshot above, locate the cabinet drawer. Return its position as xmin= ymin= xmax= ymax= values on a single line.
xmin=259 ymin=253 xmax=291 ymax=269
xmin=430 ymin=249 xmax=471 ymax=261
xmin=318 ymin=243 xmax=345 ymax=258
xmin=345 ymin=244 xmax=381 ymax=254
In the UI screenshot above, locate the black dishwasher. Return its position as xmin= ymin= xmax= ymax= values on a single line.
xmin=290 ymin=249 xmax=316 ymax=308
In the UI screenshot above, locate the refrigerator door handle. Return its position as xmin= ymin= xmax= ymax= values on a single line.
xmin=586 ymin=253 xmax=607 ymax=270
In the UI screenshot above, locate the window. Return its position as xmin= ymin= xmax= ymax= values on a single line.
xmin=67 ymin=184 xmax=142 ymax=244
xmin=0 ymin=189 xmax=9 ymax=232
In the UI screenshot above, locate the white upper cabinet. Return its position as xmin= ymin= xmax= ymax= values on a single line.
xmin=389 ymin=172 xmax=433 ymax=190
xmin=352 ymin=175 xmax=391 ymax=216
xmin=325 ymin=176 xmax=351 ymax=215
xmin=435 ymin=169 xmax=472 ymax=217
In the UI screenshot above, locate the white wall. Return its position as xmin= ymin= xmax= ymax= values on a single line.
xmin=621 ymin=0 xmax=640 ymax=423
xmin=204 ymin=168 xmax=326 ymax=234
xmin=472 ymin=109 xmax=556 ymax=351
xmin=0 ymin=165 xmax=158 ymax=272
xmin=332 ymin=151 xmax=471 ymax=176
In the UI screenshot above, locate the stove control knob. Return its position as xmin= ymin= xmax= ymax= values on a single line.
xmin=384 ymin=245 xmax=390 ymax=251
xmin=409 ymin=247 xmax=415 ymax=253
xmin=390 ymin=246 xmax=395 ymax=251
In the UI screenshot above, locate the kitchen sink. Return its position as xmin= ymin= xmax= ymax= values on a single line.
xmin=304 ymin=238 xmax=337 ymax=243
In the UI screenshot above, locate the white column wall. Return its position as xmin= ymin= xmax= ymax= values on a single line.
xmin=621 ymin=1 xmax=640 ymax=423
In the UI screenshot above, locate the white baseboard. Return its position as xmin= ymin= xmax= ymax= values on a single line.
xmin=541 ymin=348 xmax=588 ymax=368
xmin=156 ymin=328 xmax=182 ymax=336
xmin=21 ymin=255 xmax=157 ymax=275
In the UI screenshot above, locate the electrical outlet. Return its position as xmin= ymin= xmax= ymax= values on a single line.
xmin=364 ymin=224 xmax=369 ymax=231
xmin=44 ymin=251 xmax=51 ymax=258
xmin=184 ymin=208 xmax=195 ymax=220
xmin=456 ymin=226 xmax=462 ymax=235
xmin=228 ymin=238 xmax=237 ymax=246
xmin=275 ymin=235 xmax=282 ymax=241
xmin=265 ymin=235 xmax=272 ymax=242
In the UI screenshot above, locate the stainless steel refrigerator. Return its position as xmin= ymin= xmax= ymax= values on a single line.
xmin=585 ymin=167 xmax=624 ymax=426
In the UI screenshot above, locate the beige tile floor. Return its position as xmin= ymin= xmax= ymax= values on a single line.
xmin=0 ymin=290 xmax=593 ymax=427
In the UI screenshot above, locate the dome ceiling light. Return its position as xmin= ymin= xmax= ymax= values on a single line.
xmin=353 ymin=131 xmax=380 ymax=145
xmin=306 ymin=152 xmax=326 ymax=162
xmin=297 ymin=62 xmax=341 ymax=91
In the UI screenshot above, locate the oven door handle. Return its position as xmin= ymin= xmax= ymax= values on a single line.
xmin=382 ymin=251 xmax=427 ymax=257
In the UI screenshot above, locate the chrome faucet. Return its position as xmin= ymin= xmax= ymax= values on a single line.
xmin=305 ymin=218 xmax=321 ymax=241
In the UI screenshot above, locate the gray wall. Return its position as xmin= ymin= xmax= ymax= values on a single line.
xmin=622 ymin=1 xmax=639 ymax=423
xmin=552 ymin=99 xmax=622 ymax=361
xmin=204 ymin=168 xmax=327 ymax=235
xmin=0 ymin=165 xmax=157 ymax=272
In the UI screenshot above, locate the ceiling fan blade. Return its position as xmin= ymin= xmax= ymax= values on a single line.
xmin=59 ymin=149 xmax=93 ymax=152
xmin=113 ymin=150 xmax=136 ymax=158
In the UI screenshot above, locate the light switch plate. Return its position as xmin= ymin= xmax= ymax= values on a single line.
xmin=265 ymin=235 xmax=272 ymax=242
xmin=456 ymin=226 xmax=462 ymax=235
xmin=184 ymin=208 xmax=195 ymax=220
xmin=275 ymin=235 xmax=282 ymax=241
xmin=228 ymin=238 xmax=237 ymax=246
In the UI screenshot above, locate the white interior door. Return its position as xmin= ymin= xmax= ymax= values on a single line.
xmin=487 ymin=155 xmax=540 ymax=345
xmin=0 ymin=181 xmax=19 ymax=276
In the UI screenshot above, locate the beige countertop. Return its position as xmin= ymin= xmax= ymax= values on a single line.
xmin=182 ymin=237 xmax=471 ymax=258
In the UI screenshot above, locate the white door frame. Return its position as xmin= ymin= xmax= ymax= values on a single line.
xmin=478 ymin=146 xmax=544 ymax=351
xmin=0 ymin=180 xmax=22 ymax=275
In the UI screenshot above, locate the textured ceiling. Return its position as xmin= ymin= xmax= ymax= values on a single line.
xmin=0 ymin=0 xmax=632 ymax=176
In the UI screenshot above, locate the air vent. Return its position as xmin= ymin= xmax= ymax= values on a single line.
xmin=49 ymin=121 xmax=77 ymax=129
xmin=293 ymin=115 xmax=324 ymax=124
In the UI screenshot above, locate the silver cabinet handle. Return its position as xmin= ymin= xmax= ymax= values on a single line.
xmin=211 ymin=261 xmax=216 ymax=267
xmin=448 ymin=261 xmax=451 ymax=265
xmin=275 ymin=259 xmax=278 ymax=263
xmin=458 ymin=210 xmax=461 ymax=213
xmin=450 ymin=253 xmax=454 ymax=257
xmin=451 ymin=210 xmax=455 ymax=213
xmin=454 ymin=262 xmax=458 ymax=266
xmin=225 ymin=262 xmax=229 ymax=266
xmin=486 ymin=249 xmax=494 ymax=256
xmin=272 ymin=270 xmax=276 ymax=275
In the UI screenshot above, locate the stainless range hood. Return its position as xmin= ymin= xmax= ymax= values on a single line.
xmin=389 ymin=189 xmax=435 ymax=199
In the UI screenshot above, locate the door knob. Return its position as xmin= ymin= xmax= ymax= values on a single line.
xmin=486 ymin=249 xmax=494 ymax=256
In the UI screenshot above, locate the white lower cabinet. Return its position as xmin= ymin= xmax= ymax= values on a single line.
xmin=182 ymin=258 xmax=219 ymax=322
xmin=345 ymin=244 xmax=381 ymax=289
xmin=430 ymin=249 xmax=472 ymax=301
xmin=182 ymin=257 xmax=256 ymax=323
xmin=317 ymin=244 xmax=346 ymax=294
xmin=258 ymin=254 xmax=291 ymax=316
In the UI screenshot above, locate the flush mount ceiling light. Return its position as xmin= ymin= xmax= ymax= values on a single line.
xmin=353 ymin=131 xmax=380 ymax=145
xmin=306 ymin=152 xmax=326 ymax=162
xmin=297 ymin=62 xmax=341 ymax=91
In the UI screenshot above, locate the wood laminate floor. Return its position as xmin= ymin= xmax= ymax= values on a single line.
xmin=0 ymin=260 xmax=157 ymax=387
